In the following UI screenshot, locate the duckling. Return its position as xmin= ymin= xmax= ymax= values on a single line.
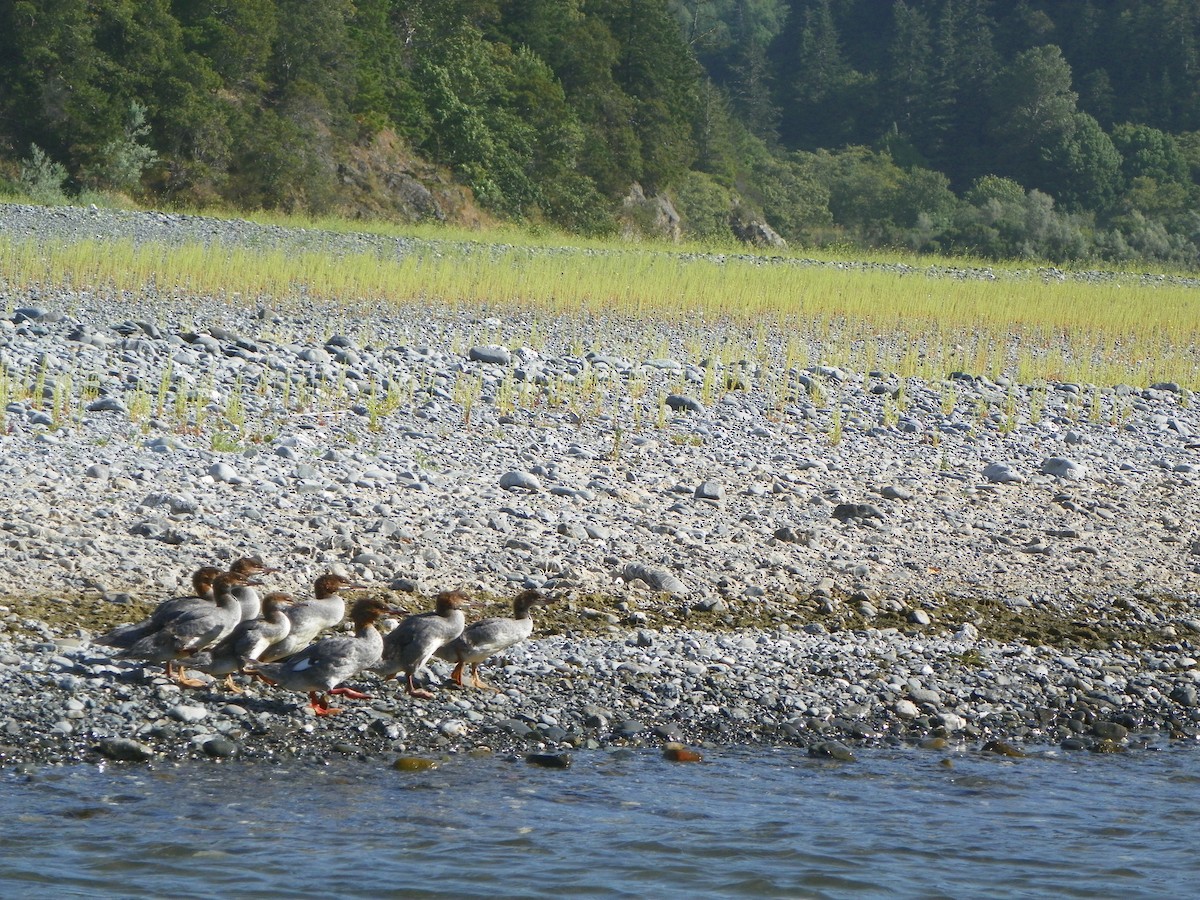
xmin=187 ymin=592 xmax=295 ymax=691
xmin=257 ymin=573 xmax=364 ymax=663
xmin=226 ymin=556 xmax=278 ymax=621
xmin=120 ymin=572 xmax=252 ymax=686
xmin=435 ymin=589 xmax=554 ymax=691
xmin=95 ymin=566 xmax=223 ymax=650
xmin=375 ymin=589 xmax=469 ymax=699
xmin=248 ymin=597 xmax=400 ymax=716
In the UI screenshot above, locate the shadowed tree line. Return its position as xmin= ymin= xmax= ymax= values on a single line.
xmin=1 ymin=0 xmax=1198 ymax=267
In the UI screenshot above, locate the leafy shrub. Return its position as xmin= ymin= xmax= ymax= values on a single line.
xmin=18 ymin=145 xmax=68 ymax=205
xmin=674 ymin=171 xmax=733 ymax=241
xmin=98 ymin=102 xmax=159 ymax=192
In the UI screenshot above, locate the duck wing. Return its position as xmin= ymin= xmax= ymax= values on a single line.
xmin=95 ymin=595 xmax=210 ymax=648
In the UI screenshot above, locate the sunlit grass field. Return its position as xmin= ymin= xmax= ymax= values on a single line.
xmin=1 ymin=207 xmax=1198 ymax=389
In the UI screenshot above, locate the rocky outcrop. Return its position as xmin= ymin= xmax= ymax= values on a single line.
xmin=619 ymin=182 xmax=682 ymax=242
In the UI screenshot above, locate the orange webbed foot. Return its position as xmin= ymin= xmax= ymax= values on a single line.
xmin=329 ymin=687 xmax=371 ymax=700
xmin=407 ymin=675 xmax=434 ymax=699
xmin=175 ymin=669 xmax=208 ymax=688
xmin=308 ymin=692 xmax=344 ymax=715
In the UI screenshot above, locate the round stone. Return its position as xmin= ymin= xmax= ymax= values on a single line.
xmin=499 ymin=470 xmax=542 ymax=492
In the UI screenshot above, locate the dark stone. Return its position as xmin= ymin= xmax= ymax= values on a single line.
xmin=665 ymin=394 xmax=704 ymax=414
xmin=202 ymin=737 xmax=239 ymax=758
xmin=808 ymin=741 xmax=856 ymax=761
xmin=1091 ymin=721 xmax=1128 ymax=741
xmin=498 ymin=718 xmax=534 ymax=738
xmin=982 ymin=739 xmax=1026 ymax=757
xmin=651 ymin=723 xmax=684 ymax=742
xmin=526 ymin=752 xmax=571 ymax=769
xmin=773 ymin=526 xmax=805 ymax=543
xmin=832 ymin=503 xmax=885 ymax=522
xmin=615 ymin=719 xmax=646 ymax=739
xmin=13 ymin=306 xmax=47 ymax=323
xmin=95 ymin=737 xmax=155 ymax=762
xmin=469 ymin=345 xmax=512 ymax=365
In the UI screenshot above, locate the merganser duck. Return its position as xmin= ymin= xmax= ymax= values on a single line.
xmin=119 ymin=571 xmax=253 ymax=686
xmin=187 ymin=592 xmax=295 ymax=691
xmin=434 ymin=589 xmax=553 ymax=691
xmin=248 ymin=596 xmax=400 ymax=716
xmin=95 ymin=566 xmax=223 ymax=649
xmin=227 ymin=556 xmax=278 ymax=621
xmin=375 ymin=589 xmax=469 ymax=699
xmin=256 ymin=573 xmax=365 ymax=663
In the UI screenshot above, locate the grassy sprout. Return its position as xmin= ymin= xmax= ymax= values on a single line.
xmin=211 ymin=431 xmax=242 ymax=452
xmin=127 ymin=380 xmax=152 ymax=428
xmin=627 ymin=369 xmax=648 ymax=403
xmin=81 ymin=373 xmax=101 ymax=406
xmin=1002 ymin=385 xmax=1019 ymax=430
xmin=700 ymin=358 xmax=718 ymax=407
xmin=940 ymin=381 xmax=956 ymax=416
xmin=172 ymin=380 xmax=189 ymax=428
xmin=155 ymin=364 xmax=173 ymax=419
xmin=453 ymin=371 xmax=483 ymax=425
xmin=807 ymin=376 xmax=827 ymax=408
xmin=1089 ymin=385 xmax=1103 ymax=424
xmin=829 ymin=403 xmax=844 ymax=445
xmin=32 ymin=357 xmax=48 ymax=410
xmin=881 ymin=394 xmax=899 ymax=429
xmin=292 ymin=379 xmax=311 ymax=413
xmin=494 ymin=373 xmax=516 ymax=417
xmin=1029 ymin=381 xmax=1046 ymax=425
xmin=610 ymin=422 xmax=623 ymax=461
xmin=224 ymin=376 xmax=246 ymax=430
xmin=366 ymin=379 xmax=404 ymax=431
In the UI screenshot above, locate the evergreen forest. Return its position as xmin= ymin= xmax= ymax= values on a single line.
xmin=3 ymin=0 xmax=1200 ymax=268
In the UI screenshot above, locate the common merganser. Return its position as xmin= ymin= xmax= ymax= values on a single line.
xmin=187 ymin=592 xmax=295 ymax=691
xmin=227 ymin=556 xmax=278 ymax=621
xmin=256 ymin=573 xmax=364 ymax=663
xmin=375 ymin=589 xmax=469 ymax=699
xmin=434 ymin=589 xmax=553 ymax=690
xmin=119 ymin=571 xmax=253 ymax=686
xmin=94 ymin=566 xmax=223 ymax=649
xmin=248 ymin=596 xmax=400 ymax=716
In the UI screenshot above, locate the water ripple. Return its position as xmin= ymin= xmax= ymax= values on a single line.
xmin=2 ymin=746 xmax=1200 ymax=898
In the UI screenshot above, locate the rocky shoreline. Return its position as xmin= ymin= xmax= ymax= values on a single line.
xmin=1 ymin=203 xmax=1198 ymax=769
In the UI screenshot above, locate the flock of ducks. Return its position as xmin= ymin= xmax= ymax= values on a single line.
xmin=95 ymin=558 xmax=555 ymax=716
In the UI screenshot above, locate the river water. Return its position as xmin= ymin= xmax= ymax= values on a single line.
xmin=3 ymin=744 xmax=1197 ymax=898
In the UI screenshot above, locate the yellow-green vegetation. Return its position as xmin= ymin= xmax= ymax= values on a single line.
xmin=10 ymin=582 xmax=1184 ymax=650
xmin=1 ymin=230 xmax=1199 ymax=387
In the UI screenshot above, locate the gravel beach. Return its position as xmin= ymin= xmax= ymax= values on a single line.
xmin=1 ymin=202 xmax=1198 ymax=768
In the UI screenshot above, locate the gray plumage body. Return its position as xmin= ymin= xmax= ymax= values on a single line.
xmin=249 ymin=597 xmax=397 ymax=714
xmin=94 ymin=567 xmax=223 ymax=650
xmin=119 ymin=573 xmax=245 ymax=666
xmin=434 ymin=589 xmax=549 ymax=689
xmin=257 ymin=574 xmax=360 ymax=662
xmin=189 ymin=593 xmax=293 ymax=677
xmin=375 ymin=590 xmax=468 ymax=697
